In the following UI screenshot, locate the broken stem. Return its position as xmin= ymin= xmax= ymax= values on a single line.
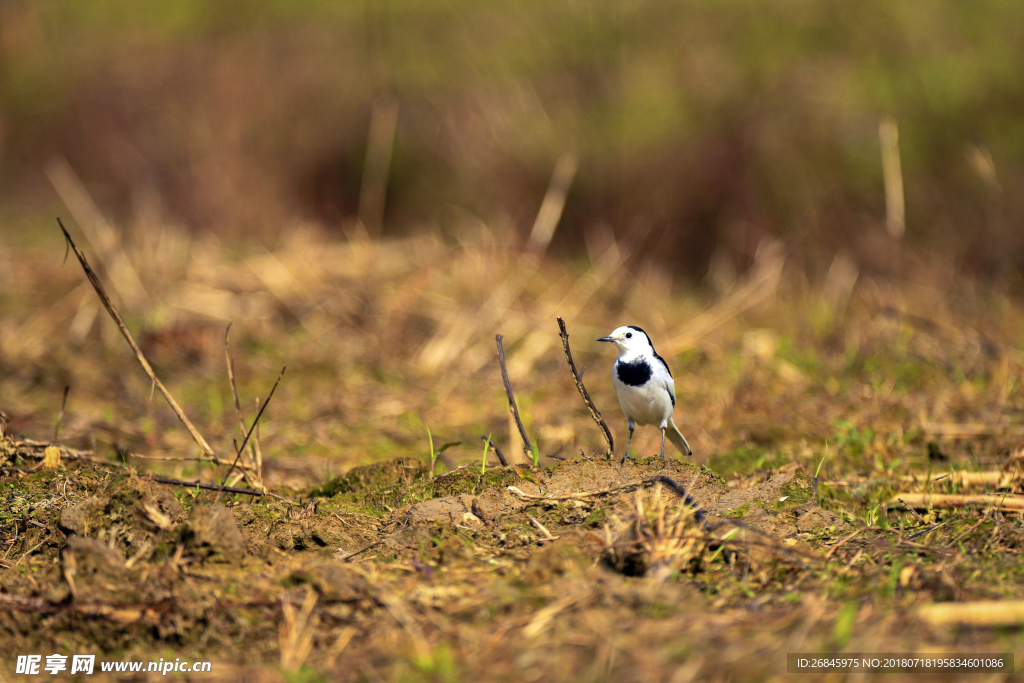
xmin=58 ymin=218 xmax=216 ymax=457
xmin=557 ymin=317 xmax=614 ymax=457
xmin=225 ymin=323 xmax=262 ymax=487
xmin=53 ymin=385 xmax=70 ymax=442
xmin=496 ymin=334 xmax=533 ymax=460
xmin=217 ymin=365 xmax=286 ymax=497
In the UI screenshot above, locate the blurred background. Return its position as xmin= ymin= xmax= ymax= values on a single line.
xmin=2 ymin=0 xmax=1024 ymax=484
xmin=4 ymin=0 xmax=1023 ymax=272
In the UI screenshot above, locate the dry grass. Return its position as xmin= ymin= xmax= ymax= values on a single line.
xmin=603 ymin=484 xmax=708 ymax=580
xmin=5 ymin=208 xmax=1024 ymax=680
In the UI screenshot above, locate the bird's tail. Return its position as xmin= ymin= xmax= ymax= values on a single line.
xmin=667 ymin=419 xmax=693 ymax=456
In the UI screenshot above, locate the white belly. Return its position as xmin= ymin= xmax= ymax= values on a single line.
xmin=613 ymin=375 xmax=673 ymax=426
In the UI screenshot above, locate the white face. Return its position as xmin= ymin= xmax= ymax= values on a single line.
xmin=597 ymin=326 xmax=652 ymax=354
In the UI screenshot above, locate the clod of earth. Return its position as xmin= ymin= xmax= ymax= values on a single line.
xmin=182 ymin=504 xmax=247 ymax=562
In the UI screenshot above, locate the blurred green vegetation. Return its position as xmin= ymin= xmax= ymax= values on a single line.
xmin=2 ymin=0 xmax=1022 ymax=276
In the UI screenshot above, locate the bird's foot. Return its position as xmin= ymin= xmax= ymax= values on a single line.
xmin=620 ymin=453 xmax=635 ymax=464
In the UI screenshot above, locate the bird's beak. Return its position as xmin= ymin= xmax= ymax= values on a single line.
xmin=596 ymin=337 xmax=614 ymax=343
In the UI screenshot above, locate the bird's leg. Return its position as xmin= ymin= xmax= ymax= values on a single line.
xmin=660 ymin=427 xmax=666 ymax=459
xmin=621 ymin=420 xmax=635 ymax=464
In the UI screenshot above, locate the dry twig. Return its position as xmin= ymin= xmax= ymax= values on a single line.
xmin=52 ymin=386 xmax=69 ymax=442
xmin=831 ymin=469 xmax=1021 ymax=489
xmin=948 ymin=513 xmax=991 ymax=546
xmin=918 ymin=600 xmax=1024 ymax=627
xmin=58 ymin=219 xmax=216 ymax=457
xmin=557 ymin=317 xmax=614 ymax=457
xmin=507 ymin=474 xmax=706 ymax=525
xmin=897 ymin=498 xmax=927 ymax=525
xmin=921 ymin=422 xmax=1024 ymax=440
xmin=127 ymin=452 xmax=259 ymax=472
xmin=216 ymin=365 xmax=286 ymax=497
xmin=824 ymin=527 xmax=869 ymax=561
xmin=225 ymin=323 xmax=263 ymax=487
xmin=892 ymin=492 xmax=1024 ymax=512
xmin=528 ymin=516 xmax=557 ymax=541
xmin=496 ymin=334 xmax=533 ymax=460
xmin=340 ymin=538 xmax=387 ymax=563
xmin=149 ymin=476 xmax=267 ymax=497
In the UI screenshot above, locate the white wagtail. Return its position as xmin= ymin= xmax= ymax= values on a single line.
xmin=597 ymin=326 xmax=692 ymax=461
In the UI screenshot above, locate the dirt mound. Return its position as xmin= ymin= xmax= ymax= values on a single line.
xmin=0 ymin=447 xmax=851 ymax=677
xmin=397 ymin=457 xmax=844 ymax=538
xmin=309 ymin=457 xmax=425 ymax=500
xmin=58 ymin=473 xmax=185 ymax=544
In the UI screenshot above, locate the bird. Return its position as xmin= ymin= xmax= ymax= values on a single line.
xmin=597 ymin=325 xmax=692 ymax=461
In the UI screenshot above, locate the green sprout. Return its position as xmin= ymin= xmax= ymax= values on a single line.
xmin=708 ymin=528 xmax=739 ymax=564
xmin=427 ymin=426 xmax=436 ymax=478
xmin=425 ymin=426 xmax=461 ymax=478
xmin=814 ymin=443 xmax=829 ymax=502
xmin=531 ymin=441 xmax=540 ymax=467
xmin=481 ymin=433 xmax=491 ymax=476
xmin=815 ymin=443 xmax=829 ymax=478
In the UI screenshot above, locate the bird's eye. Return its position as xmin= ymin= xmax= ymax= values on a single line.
xmin=625 ymin=332 xmax=632 ymax=339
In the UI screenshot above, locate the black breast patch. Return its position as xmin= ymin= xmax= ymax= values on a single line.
xmin=616 ymin=358 xmax=652 ymax=387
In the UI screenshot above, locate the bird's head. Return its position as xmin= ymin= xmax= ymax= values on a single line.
xmin=597 ymin=325 xmax=653 ymax=355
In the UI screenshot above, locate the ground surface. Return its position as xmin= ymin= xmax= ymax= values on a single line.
xmin=4 ymin=231 xmax=1024 ymax=681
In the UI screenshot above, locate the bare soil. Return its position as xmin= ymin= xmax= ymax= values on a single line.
xmin=3 ymin=434 xmax=1021 ymax=682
